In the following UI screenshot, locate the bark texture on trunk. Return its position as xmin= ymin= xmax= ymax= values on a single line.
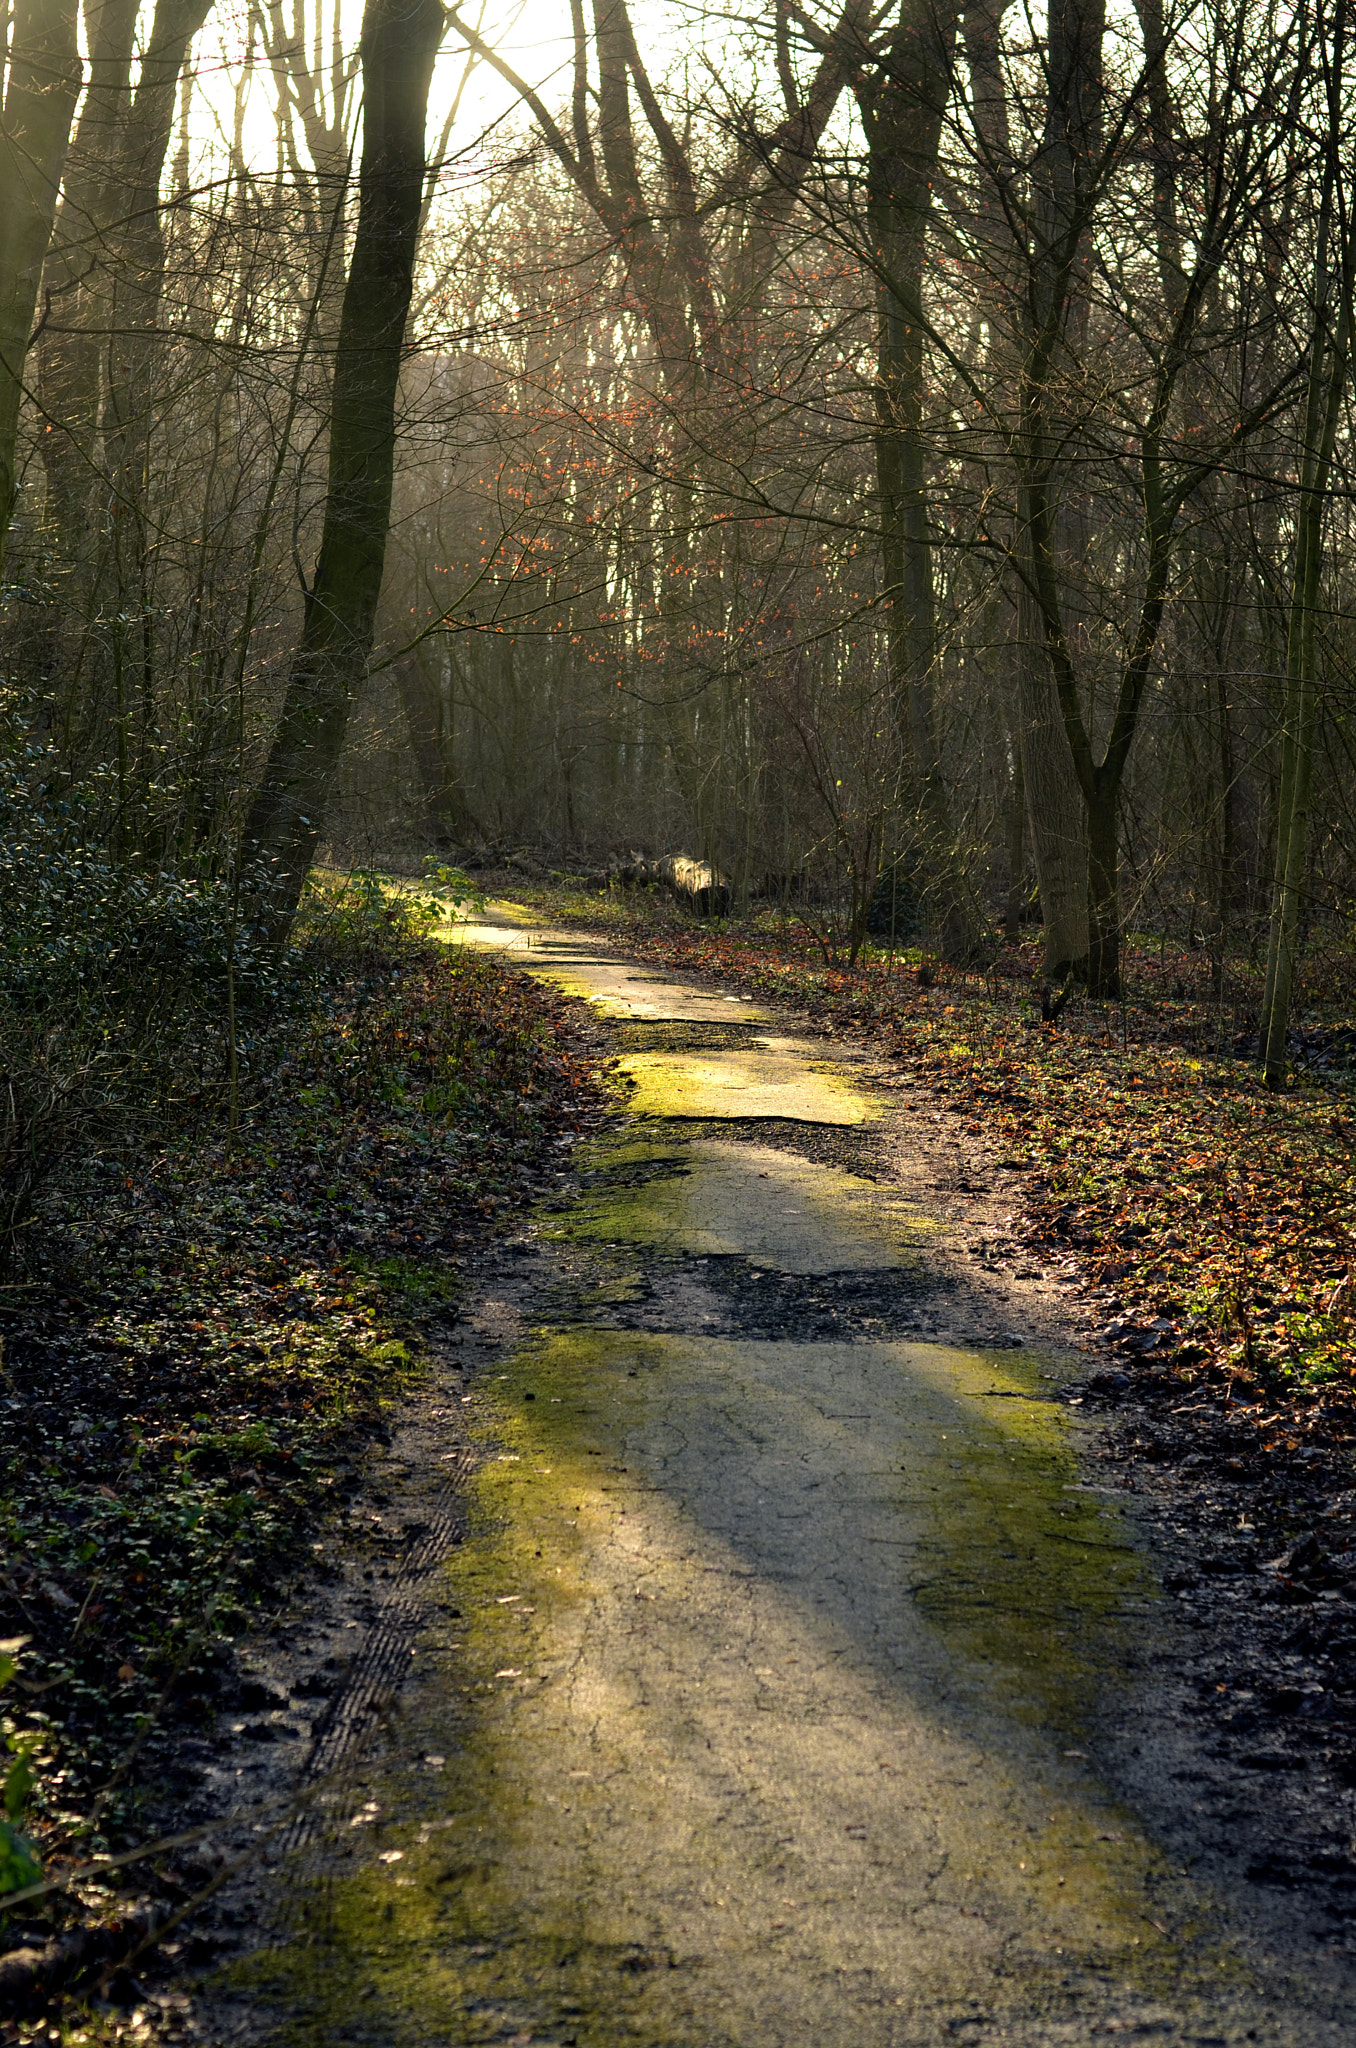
xmin=1004 ymin=725 xmax=1026 ymax=936
xmin=965 ymin=0 xmax=1091 ymax=971
xmin=241 ymin=0 xmax=443 ymax=940
xmin=856 ymin=0 xmax=975 ymax=962
xmin=1260 ymin=147 xmax=1354 ymax=1084
xmin=1015 ymin=584 xmax=1089 ymax=974
xmin=395 ymin=653 xmax=475 ymax=844
xmin=98 ymin=0 xmax=215 ymax=541
xmin=36 ymin=0 xmax=140 ymax=554
xmin=1021 ymin=0 xmax=1104 ymax=984
xmin=0 ymin=0 xmax=82 ymax=572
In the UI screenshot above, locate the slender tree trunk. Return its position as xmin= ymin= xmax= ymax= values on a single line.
xmin=0 ymin=0 xmax=82 ymax=573
xmin=1016 ymin=583 xmax=1089 ymax=974
xmin=1262 ymin=568 xmax=1321 ymax=1084
xmin=241 ymin=0 xmax=444 ymax=941
xmin=1260 ymin=373 xmax=1347 ymax=1082
xmin=395 ymin=653 xmax=473 ymax=843
xmin=1004 ymin=734 xmax=1026 ymax=935
xmin=1011 ymin=0 xmax=1106 ymax=984
xmin=1085 ymin=781 xmax=1120 ymax=996
xmin=90 ymin=0 xmax=213 ymax=784
xmin=857 ymin=0 xmax=975 ymax=962
xmin=1212 ymin=669 xmax=1235 ymax=995
xmin=1260 ymin=43 xmax=1354 ymax=1086
xmin=1260 ymin=648 xmax=1299 ymax=1039
xmin=37 ymin=0 xmax=140 ymax=556
xmin=966 ymin=0 xmax=1093 ymax=977
xmin=99 ymin=0 xmax=215 ymax=517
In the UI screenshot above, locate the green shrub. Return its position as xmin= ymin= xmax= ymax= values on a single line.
xmin=0 ymin=742 xmax=280 ymax=1264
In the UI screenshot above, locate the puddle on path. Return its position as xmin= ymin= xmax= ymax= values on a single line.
xmin=227 ymin=909 xmax=1338 ymax=2046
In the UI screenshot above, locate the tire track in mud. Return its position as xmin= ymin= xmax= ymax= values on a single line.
xmin=283 ymin=1454 xmax=475 ymax=1851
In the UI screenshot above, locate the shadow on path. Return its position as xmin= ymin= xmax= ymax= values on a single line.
xmin=214 ymin=910 xmax=1354 ymax=2048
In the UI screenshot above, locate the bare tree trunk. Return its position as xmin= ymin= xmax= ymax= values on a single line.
xmin=1021 ymin=0 xmax=1103 ymax=985
xmin=36 ymin=0 xmax=140 ymax=555
xmin=1257 ymin=0 xmax=1353 ymax=1083
xmin=1260 ymin=98 xmax=1354 ymax=1084
xmin=99 ymin=0 xmax=215 ymax=523
xmin=1212 ymin=669 xmax=1236 ymax=994
xmin=964 ymin=0 xmax=1087 ymax=969
xmin=1015 ymin=585 xmax=1089 ymax=973
xmin=258 ymin=0 xmax=360 ymax=334
xmin=90 ymin=0 xmax=213 ymax=784
xmin=857 ymin=0 xmax=976 ymax=962
xmin=241 ymin=0 xmax=444 ymax=941
xmin=1262 ymin=546 xmax=1323 ymax=1083
xmin=1004 ymin=726 xmax=1026 ymax=935
xmin=395 ymin=653 xmax=474 ymax=843
xmin=0 ymin=0 xmax=82 ymax=573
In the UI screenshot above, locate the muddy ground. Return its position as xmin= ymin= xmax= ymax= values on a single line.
xmin=98 ymin=910 xmax=1356 ymax=2046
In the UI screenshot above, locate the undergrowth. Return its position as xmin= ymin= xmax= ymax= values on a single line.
xmin=0 ymin=875 xmax=604 ymax=1975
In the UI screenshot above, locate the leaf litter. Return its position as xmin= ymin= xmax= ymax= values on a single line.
xmin=0 ymin=903 xmax=608 ymax=2033
xmin=507 ymin=881 xmax=1356 ymax=1914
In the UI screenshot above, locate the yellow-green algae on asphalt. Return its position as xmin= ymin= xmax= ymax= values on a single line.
xmin=550 ymin=1135 xmax=935 ymax=1270
xmin=238 ymin=1326 xmax=1249 ymax=2047
xmin=617 ymin=1047 xmax=882 ymax=1124
xmin=229 ymin=903 xmax=1269 ymax=2045
xmin=450 ymin=904 xmax=776 ymax=1025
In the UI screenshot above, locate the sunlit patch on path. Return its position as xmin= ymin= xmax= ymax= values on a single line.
xmin=225 ymin=907 xmax=1346 ymax=2047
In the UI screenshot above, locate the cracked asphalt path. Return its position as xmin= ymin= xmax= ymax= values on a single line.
xmin=212 ymin=908 xmax=1355 ymax=2046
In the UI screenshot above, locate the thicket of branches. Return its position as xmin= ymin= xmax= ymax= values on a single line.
xmin=2 ymin=0 xmax=1355 ymax=1175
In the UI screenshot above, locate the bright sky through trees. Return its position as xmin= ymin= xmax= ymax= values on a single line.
xmin=192 ymin=0 xmax=703 ymax=184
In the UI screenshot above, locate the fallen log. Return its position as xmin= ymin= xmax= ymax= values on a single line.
xmin=611 ymin=852 xmax=730 ymax=918
xmin=654 ymin=854 xmax=730 ymax=918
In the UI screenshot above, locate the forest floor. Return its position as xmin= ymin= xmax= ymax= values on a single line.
xmin=0 ymin=896 xmax=611 ymax=2040
xmin=508 ymin=880 xmax=1356 ymax=1415
xmin=8 ymin=881 xmax=1356 ymax=2041
xmin=490 ymin=887 xmax=1356 ymax=1781
xmin=142 ymin=897 xmax=1356 ymax=2047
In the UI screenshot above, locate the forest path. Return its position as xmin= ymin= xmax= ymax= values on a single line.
xmin=228 ymin=905 xmax=1347 ymax=2047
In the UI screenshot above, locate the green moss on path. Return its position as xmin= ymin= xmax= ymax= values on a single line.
xmin=221 ymin=912 xmax=1333 ymax=2047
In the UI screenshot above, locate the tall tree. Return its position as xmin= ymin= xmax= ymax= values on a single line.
xmin=1010 ymin=0 xmax=1106 ymax=983
xmin=99 ymin=0 xmax=217 ymax=541
xmin=37 ymin=0 xmax=141 ymax=552
xmin=1260 ymin=0 xmax=1355 ymax=1086
xmin=0 ymin=0 xmax=82 ymax=573
xmin=1009 ymin=0 xmax=1288 ymax=994
xmin=241 ymin=0 xmax=445 ymax=940
xmin=853 ymin=0 xmax=976 ymax=959
xmin=960 ymin=0 xmax=1089 ymax=975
